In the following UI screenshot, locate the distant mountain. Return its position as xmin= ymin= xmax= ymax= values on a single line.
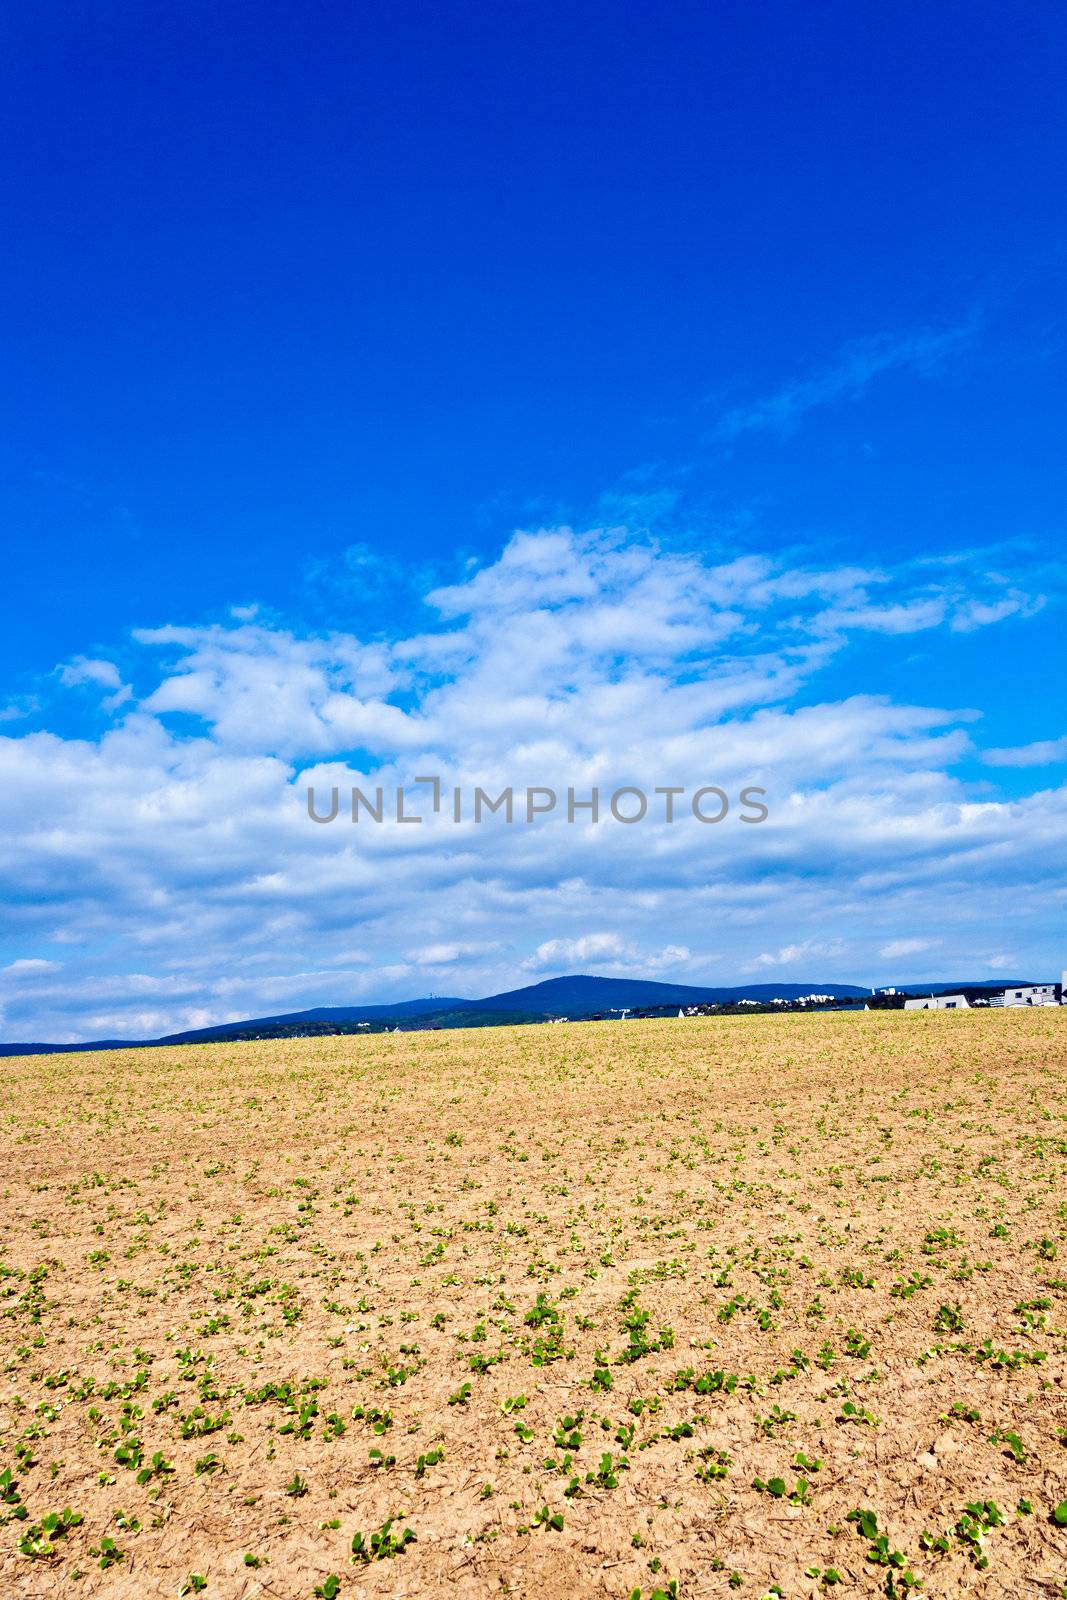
xmin=0 ymin=1038 xmax=141 ymax=1056
xmin=891 ymin=979 xmax=1031 ymax=993
xmin=157 ymin=996 xmax=467 ymax=1045
xmin=468 ymin=974 xmax=868 ymax=1013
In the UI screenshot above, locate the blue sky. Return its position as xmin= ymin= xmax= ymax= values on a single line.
xmin=2 ymin=1 xmax=1065 ymax=1038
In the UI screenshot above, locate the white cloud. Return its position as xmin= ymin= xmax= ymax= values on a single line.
xmin=950 ymin=590 xmax=1044 ymax=632
xmin=983 ymin=735 xmax=1067 ymax=767
xmin=59 ymin=656 xmax=124 ymax=691
xmin=58 ymin=656 xmax=133 ymax=711
xmin=409 ymin=942 xmax=495 ymax=966
xmin=879 ymin=937 xmax=938 ymax=960
xmin=750 ymin=940 xmax=846 ymax=971
xmin=524 ymin=934 xmax=629 ymax=972
xmin=522 ymin=935 xmax=692 ymax=977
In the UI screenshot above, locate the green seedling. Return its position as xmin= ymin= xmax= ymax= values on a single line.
xmin=989 ymin=1428 xmax=1026 ymax=1463
xmin=18 ymin=1507 xmax=83 ymax=1558
xmin=695 ymin=1446 xmax=731 ymax=1482
xmin=839 ymin=1400 xmax=879 ymax=1426
xmin=137 ymin=1450 xmax=175 ymax=1484
xmin=588 ymin=1451 xmax=628 ymax=1489
xmin=554 ymin=1412 xmax=584 ymax=1450
xmin=350 ymin=1517 xmax=415 ymax=1562
xmin=891 ymin=1273 xmax=932 ymax=1299
xmin=90 ymin=1536 xmax=125 ymax=1569
xmin=753 ymin=1475 xmax=812 ymax=1506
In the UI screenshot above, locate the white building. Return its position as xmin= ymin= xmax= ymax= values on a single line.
xmin=904 ymin=993 xmax=971 ymax=1011
xmin=990 ymin=983 xmax=1060 ymax=1008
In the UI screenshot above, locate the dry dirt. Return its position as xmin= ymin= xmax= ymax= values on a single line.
xmin=0 ymin=1010 xmax=1065 ymax=1600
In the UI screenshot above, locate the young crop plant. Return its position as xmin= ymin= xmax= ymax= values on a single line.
xmin=756 ymin=1404 xmax=796 ymax=1435
xmin=351 ymin=1404 xmax=392 ymax=1433
xmin=350 ymin=1517 xmax=415 ymax=1562
xmin=553 ymin=1411 xmax=584 ymax=1450
xmin=752 ymin=1475 xmax=813 ymax=1506
xmin=587 ymin=1450 xmax=628 ymax=1489
xmin=951 ymin=1500 xmax=1005 ymax=1569
xmin=988 ymin=1426 xmax=1026 ymax=1462
xmin=89 ymin=1536 xmax=125 ymax=1569
xmin=838 ymin=1399 xmax=879 ymax=1426
xmin=137 ymin=1449 xmax=175 ymax=1485
xmin=844 ymin=1327 xmax=871 ymax=1358
xmin=846 ymin=1509 xmax=920 ymax=1587
xmin=695 ymin=1446 xmax=732 ymax=1482
xmin=17 ymin=1507 xmax=83 ymax=1558
xmin=891 ymin=1273 xmax=932 ymax=1299
xmin=617 ymin=1289 xmax=668 ymax=1363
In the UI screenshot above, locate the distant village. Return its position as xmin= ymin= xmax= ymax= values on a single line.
xmin=559 ymin=977 xmax=1066 ymax=1024
xmin=885 ymin=979 xmax=1063 ymax=1011
xmin=669 ymin=980 xmax=1063 ymax=1019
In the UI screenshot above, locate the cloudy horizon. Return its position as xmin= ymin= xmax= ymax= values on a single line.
xmin=2 ymin=517 xmax=1063 ymax=1041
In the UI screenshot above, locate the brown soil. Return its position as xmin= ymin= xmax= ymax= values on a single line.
xmin=0 ymin=1011 xmax=1065 ymax=1599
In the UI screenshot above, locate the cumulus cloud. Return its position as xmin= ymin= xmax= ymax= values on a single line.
xmin=0 ymin=524 xmax=1063 ymax=1039
xmin=522 ymin=936 xmax=693 ymax=977
xmin=749 ymin=940 xmax=846 ymax=971
xmin=58 ymin=656 xmax=132 ymax=710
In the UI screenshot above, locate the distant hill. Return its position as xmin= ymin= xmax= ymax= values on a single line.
xmin=890 ymin=979 xmax=1030 ymax=993
xmin=0 ymin=1038 xmax=141 ymax=1056
xmin=157 ymin=996 xmax=467 ymax=1045
xmin=468 ymin=974 xmax=868 ymax=1013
